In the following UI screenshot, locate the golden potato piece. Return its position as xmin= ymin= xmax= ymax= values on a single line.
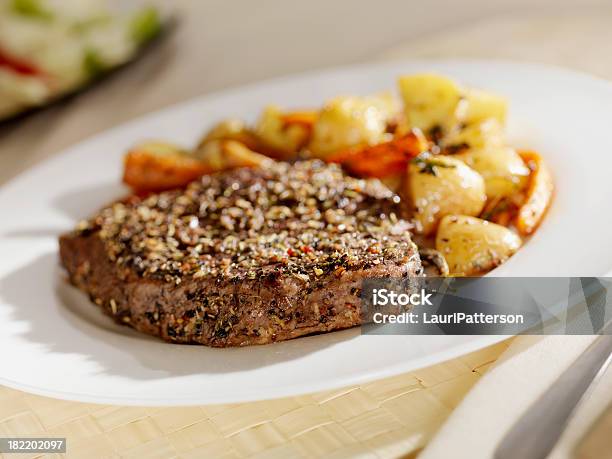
xmin=255 ymin=105 xmax=311 ymax=159
xmin=199 ymin=118 xmax=261 ymax=151
xmin=463 ymin=89 xmax=508 ymax=125
xmin=407 ymin=154 xmax=486 ymax=235
xmin=443 ymin=118 xmax=505 ymax=152
xmin=195 ymin=139 xmax=272 ymax=170
xmin=436 ymin=215 xmax=522 ymax=275
xmin=455 ymin=146 xmax=530 ymax=199
xmin=308 ymin=94 xmax=398 ymax=158
xmin=398 ymin=73 xmax=465 ymax=134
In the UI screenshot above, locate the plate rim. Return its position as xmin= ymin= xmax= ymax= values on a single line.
xmin=4 ymin=56 xmax=612 ymax=191
xmin=0 ymin=334 xmax=509 ymax=406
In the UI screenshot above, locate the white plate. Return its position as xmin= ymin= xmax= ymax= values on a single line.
xmin=1 ymin=60 xmax=612 ymax=406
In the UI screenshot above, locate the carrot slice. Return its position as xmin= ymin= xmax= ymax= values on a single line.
xmin=326 ymin=131 xmax=427 ymax=178
xmin=492 ymin=209 xmax=512 ymax=227
xmin=123 ymin=142 xmax=212 ymax=193
xmin=515 ymin=151 xmax=554 ymax=235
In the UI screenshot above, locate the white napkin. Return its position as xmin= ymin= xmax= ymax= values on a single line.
xmin=420 ymin=336 xmax=612 ymax=458
xmin=379 ymin=10 xmax=612 ymax=459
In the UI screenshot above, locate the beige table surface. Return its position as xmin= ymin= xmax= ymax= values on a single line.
xmin=0 ymin=342 xmax=510 ymax=459
xmin=2 ymin=6 xmax=612 ymax=459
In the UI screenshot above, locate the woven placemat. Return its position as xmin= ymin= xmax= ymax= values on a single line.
xmin=0 ymin=339 xmax=510 ymax=459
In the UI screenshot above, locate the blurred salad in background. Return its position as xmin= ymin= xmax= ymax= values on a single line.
xmin=0 ymin=0 xmax=165 ymax=120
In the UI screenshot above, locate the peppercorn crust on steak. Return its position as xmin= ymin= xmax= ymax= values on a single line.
xmin=59 ymin=160 xmax=422 ymax=347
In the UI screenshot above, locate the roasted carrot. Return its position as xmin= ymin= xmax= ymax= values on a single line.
xmin=326 ymin=131 xmax=427 ymax=178
xmin=515 ymin=151 xmax=554 ymax=235
xmin=123 ymin=142 xmax=212 ymax=193
xmin=492 ymin=210 xmax=512 ymax=227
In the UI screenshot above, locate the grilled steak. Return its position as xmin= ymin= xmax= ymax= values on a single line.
xmin=59 ymin=160 xmax=422 ymax=347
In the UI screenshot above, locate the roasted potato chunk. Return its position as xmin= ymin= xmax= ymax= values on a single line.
xmin=280 ymin=110 xmax=318 ymax=128
xmin=455 ymin=146 xmax=530 ymax=199
xmin=443 ymin=118 xmax=505 ymax=152
xmin=442 ymin=117 xmax=528 ymax=199
xmin=436 ymin=215 xmax=522 ymax=276
xmin=308 ymin=94 xmax=398 ymax=158
xmin=195 ymin=139 xmax=272 ymax=170
xmin=398 ymin=73 xmax=465 ymax=135
xmin=255 ymin=105 xmax=312 ymax=159
xmin=463 ymin=89 xmax=508 ymax=126
xmin=199 ymin=119 xmax=260 ymax=151
xmin=407 ymin=154 xmax=486 ymax=235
